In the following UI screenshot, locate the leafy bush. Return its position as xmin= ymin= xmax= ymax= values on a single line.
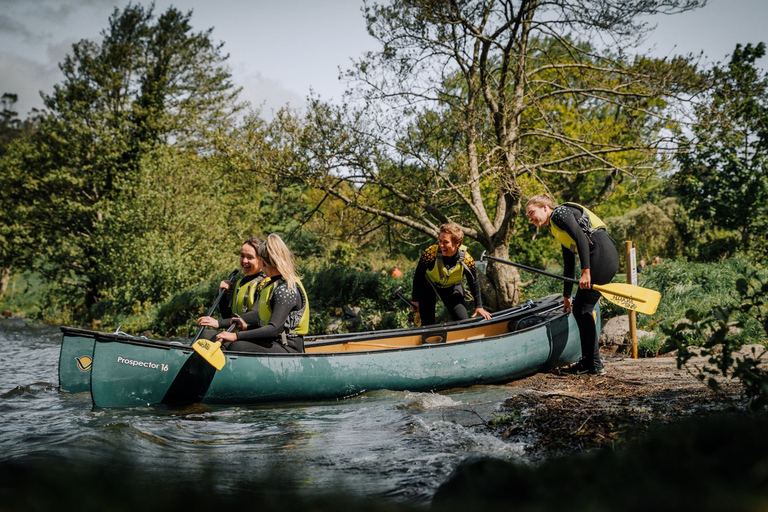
xmin=662 ymin=266 xmax=768 ymax=411
xmin=637 ymin=258 xmax=768 ymax=346
xmin=301 ymin=264 xmax=414 ymax=332
xmin=149 ymin=278 xmax=221 ymax=337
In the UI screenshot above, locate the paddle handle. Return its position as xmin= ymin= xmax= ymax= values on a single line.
xmin=190 ymin=269 xmax=239 ymax=344
xmin=391 ymin=286 xmax=416 ymax=309
xmin=480 ymin=252 xmax=580 ymax=285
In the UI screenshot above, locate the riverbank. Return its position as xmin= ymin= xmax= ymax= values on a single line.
xmin=430 ymin=349 xmax=768 ymax=511
xmin=487 ymin=349 xmax=752 ymax=460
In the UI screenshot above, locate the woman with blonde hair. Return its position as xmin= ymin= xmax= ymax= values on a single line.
xmin=411 ymin=222 xmax=492 ymax=326
xmin=525 ymin=193 xmax=619 ymax=375
xmin=217 ymin=233 xmax=310 ymax=353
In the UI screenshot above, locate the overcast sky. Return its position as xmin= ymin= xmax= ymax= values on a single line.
xmin=1 ymin=0 xmax=766 ymax=119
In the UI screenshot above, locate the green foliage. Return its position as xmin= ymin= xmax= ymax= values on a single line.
xmin=302 ymin=264 xmax=414 ymax=331
xmin=666 ymin=272 xmax=768 ymax=411
xmin=637 ymin=332 xmax=670 ymax=358
xmin=150 ymin=277 xmax=221 ymax=337
xmin=677 ymin=42 xmax=768 ymax=260
xmin=637 ymin=258 xmax=768 ymax=344
xmin=0 ymin=4 xmax=246 ymax=321
xmin=605 ymin=201 xmax=681 ymax=261
xmin=0 ymin=272 xmax=44 ymax=317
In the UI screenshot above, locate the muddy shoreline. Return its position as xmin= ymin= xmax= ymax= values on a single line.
xmin=485 ymin=351 xmax=749 ymax=460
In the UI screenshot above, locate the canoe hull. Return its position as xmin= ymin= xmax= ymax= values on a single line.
xmin=58 ymin=328 xmax=97 ymax=393
xmin=89 ymin=296 xmax=594 ymax=408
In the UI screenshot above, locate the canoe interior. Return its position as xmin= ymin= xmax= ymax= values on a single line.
xmin=84 ymin=295 xmax=564 ymax=357
xmin=304 ymin=303 xmax=540 ymax=353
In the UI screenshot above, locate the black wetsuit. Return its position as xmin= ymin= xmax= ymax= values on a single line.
xmin=412 ymin=245 xmax=483 ymax=326
xmin=551 ymin=204 xmax=619 ymax=372
xmin=226 ymin=276 xmax=306 ymax=353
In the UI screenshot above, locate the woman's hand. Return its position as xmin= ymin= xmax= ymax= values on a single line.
xmin=197 ymin=316 xmax=219 ymax=328
xmin=579 ymin=268 xmax=592 ymax=289
xmin=473 ymin=307 xmax=492 ymax=320
xmin=563 ymin=296 xmax=573 ymax=313
xmin=216 ymin=331 xmax=238 ymax=342
xmin=219 ymin=280 xmax=233 ymax=292
xmin=231 ymin=315 xmax=248 ymax=331
xmin=411 ymin=301 xmax=420 ymax=313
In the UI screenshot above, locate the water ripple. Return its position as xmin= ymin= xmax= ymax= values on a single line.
xmin=0 ymin=319 xmax=529 ymax=506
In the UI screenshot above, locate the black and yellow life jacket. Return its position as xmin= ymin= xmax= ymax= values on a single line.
xmin=549 ymin=203 xmax=607 ymax=254
xmin=424 ymin=244 xmax=470 ymax=288
xmin=257 ymin=277 xmax=310 ymax=336
xmin=231 ymin=274 xmax=264 ymax=316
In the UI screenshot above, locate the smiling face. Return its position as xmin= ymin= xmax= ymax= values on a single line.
xmin=239 ymin=243 xmax=261 ymax=276
xmin=525 ymin=203 xmax=552 ymax=228
xmin=438 ymin=232 xmax=460 ymax=257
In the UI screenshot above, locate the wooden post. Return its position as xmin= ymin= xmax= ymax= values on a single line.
xmin=625 ymin=241 xmax=638 ymax=359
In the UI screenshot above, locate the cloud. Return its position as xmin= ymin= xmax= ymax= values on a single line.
xmin=0 ymin=51 xmax=62 ymax=117
xmin=234 ymin=69 xmax=306 ymax=121
xmin=0 ymin=13 xmax=34 ymax=38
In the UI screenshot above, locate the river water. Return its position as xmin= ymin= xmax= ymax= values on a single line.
xmin=0 ymin=318 xmax=529 ymax=507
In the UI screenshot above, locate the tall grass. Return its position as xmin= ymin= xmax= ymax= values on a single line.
xmin=630 ymin=258 xmax=768 ymax=347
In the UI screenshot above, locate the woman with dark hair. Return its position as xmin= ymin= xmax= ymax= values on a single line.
xmin=217 ymin=233 xmax=310 ymax=353
xmin=197 ymin=237 xmax=265 ymax=337
xmin=525 ymin=194 xmax=619 ymax=375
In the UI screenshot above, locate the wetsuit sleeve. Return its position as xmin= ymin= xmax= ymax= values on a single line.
xmin=462 ymin=253 xmax=483 ymax=309
xmin=412 ymin=247 xmax=433 ymax=303
xmin=552 ymin=206 xmax=592 ymax=298
xmin=562 ymin=245 xmax=576 ymax=298
xmin=218 ymin=289 xmax=233 ymax=321
xmin=235 ymin=286 xmax=299 ymax=342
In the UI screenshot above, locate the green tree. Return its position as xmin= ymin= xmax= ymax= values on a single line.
xmin=0 ymin=4 xmax=244 ymax=317
xmin=0 ymin=93 xmax=39 ymax=298
xmin=676 ymin=42 xmax=768 ymax=259
xmin=270 ymin=0 xmax=703 ymax=308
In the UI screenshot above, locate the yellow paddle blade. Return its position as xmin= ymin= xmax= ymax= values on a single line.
xmin=592 ymin=282 xmax=661 ymax=315
xmin=192 ymin=338 xmax=226 ymax=370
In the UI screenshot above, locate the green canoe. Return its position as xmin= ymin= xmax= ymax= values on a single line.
xmin=58 ymin=327 xmax=98 ymax=393
xmin=87 ymin=295 xmax=595 ymax=408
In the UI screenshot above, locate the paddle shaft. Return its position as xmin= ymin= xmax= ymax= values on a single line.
xmin=481 ymin=251 xmax=661 ymax=315
xmin=391 ymin=286 xmax=416 ymax=309
xmin=481 ymin=252 xmax=582 ymax=285
xmin=190 ymin=269 xmax=239 ymax=345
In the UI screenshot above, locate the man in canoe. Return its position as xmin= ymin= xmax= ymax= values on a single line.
xmin=217 ymin=233 xmax=310 ymax=353
xmin=525 ymin=194 xmax=619 ymax=375
xmin=411 ymin=222 xmax=492 ymax=326
xmin=197 ymin=237 xmax=265 ymax=338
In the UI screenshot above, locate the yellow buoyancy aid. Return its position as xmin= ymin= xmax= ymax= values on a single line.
xmin=231 ymin=274 xmax=263 ymax=315
xmin=425 ymin=244 xmax=469 ymax=288
xmin=548 ymin=203 xmax=607 ymax=254
xmin=258 ymin=278 xmax=310 ymax=336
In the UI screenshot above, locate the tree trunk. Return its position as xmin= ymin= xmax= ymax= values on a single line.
xmin=0 ymin=268 xmax=9 ymax=300
xmin=483 ymin=245 xmax=522 ymax=311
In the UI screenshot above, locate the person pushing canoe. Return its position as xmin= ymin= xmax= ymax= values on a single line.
xmin=525 ymin=194 xmax=619 ymax=375
xmin=411 ymin=222 xmax=492 ymax=326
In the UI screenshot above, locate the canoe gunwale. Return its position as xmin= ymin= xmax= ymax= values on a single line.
xmin=88 ymin=297 xmax=566 ymax=357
